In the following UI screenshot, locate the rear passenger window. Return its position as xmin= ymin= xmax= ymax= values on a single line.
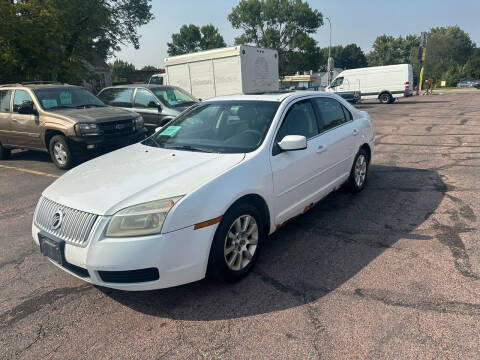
xmin=312 ymin=97 xmax=347 ymax=131
xmin=98 ymin=88 xmax=133 ymax=108
xmin=0 ymin=90 xmax=12 ymax=112
xmin=276 ymin=100 xmax=318 ymax=141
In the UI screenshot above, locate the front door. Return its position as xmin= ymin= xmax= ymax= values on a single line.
xmin=270 ymin=99 xmax=329 ymax=226
xmin=132 ymin=88 xmax=162 ymax=131
xmin=10 ymin=90 xmax=42 ymax=148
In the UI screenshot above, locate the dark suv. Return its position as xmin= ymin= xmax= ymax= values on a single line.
xmin=0 ymin=82 xmax=147 ymax=169
xmin=98 ymin=85 xmax=197 ymax=133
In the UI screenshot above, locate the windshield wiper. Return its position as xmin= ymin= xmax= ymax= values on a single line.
xmin=47 ymin=105 xmax=73 ymax=110
xmin=75 ymin=104 xmax=105 ymax=108
xmin=164 ymin=144 xmax=216 ymax=153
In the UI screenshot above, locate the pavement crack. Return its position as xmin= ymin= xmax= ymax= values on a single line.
xmin=355 ymin=288 xmax=480 ymax=316
xmin=0 ymin=285 xmax=92 ymax=328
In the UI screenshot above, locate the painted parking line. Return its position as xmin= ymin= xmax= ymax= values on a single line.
xmin=0 ymin=164 xmax=59 ymax=178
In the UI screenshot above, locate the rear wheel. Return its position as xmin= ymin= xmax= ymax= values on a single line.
xmin=208 ymin=203 xmax=264 ymax=283
xmin=0 ymin=141 xmax=11 ymax=160
xmin=49 ymin=135 xmax=74 ymax=170
xmin=347 ymin=148 xmax=369 ymax=192
xmin=379 ymin=92 xmax=392 ymax=104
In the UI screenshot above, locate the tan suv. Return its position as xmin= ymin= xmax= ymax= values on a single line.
xmin=0 ymin=82 xmax=147 ymax=169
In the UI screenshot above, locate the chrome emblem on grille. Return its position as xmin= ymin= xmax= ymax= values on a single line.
xmin=51 ymin=210 xmax=64 ymax=230
xmin=115 ymin=123 xmax=126 ymax=130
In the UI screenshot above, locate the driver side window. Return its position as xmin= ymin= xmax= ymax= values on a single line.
xmin=276 ymin=100 xmax=319 ymax=142
xmin=13 ymin=90 xmax=34 ymax=113
xmin=134 ymin=88 xmax=158 ymax=108
xmin=331 ymin=77 xmax=344 ymax=87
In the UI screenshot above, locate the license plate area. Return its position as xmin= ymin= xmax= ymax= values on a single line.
xmin=39 ymin=234 xmax=65 ymax=266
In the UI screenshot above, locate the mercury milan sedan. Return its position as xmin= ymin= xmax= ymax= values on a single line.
xmin=32 ymin=91 xmax=375 ymax=290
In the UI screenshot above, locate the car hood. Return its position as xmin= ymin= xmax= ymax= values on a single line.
xmin=47 ymin=106 xmax=138 ymax=123
xmin=42 ymin=143 xmax=245 ymax=215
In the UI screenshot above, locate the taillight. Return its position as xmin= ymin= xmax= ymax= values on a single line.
xmin=405 ymin=81 xmax=410 ymax=91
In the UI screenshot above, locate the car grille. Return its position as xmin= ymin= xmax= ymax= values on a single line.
xmin=98 ymin=119 xmax=135 ymax=137
xmin=34 ymin=197 xmax=99 ymax=246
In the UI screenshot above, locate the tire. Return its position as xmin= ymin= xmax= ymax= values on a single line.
xmin=208 ymin=202 xmax=265 ymax=283
xmin=49 ymin=135 xmax=74 ymax=170
xmin=0 ymin=141 xmax=11 ymax=160
xmin=379 ymin=92 xmax=392 ymax=104
xmin=347 ymin=148 xmax=369 ymax=192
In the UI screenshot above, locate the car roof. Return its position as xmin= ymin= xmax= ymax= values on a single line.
xmin=103 ymin=84 xmax=178 ymax=90
xmin=0 ymin=83 xmax=80 ymax=89
xmin=205 ymin=91 xmax=338 ymax=103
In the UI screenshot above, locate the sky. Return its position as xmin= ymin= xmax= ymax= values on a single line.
xmin=116 ymin=0 xmax=480 ymax=69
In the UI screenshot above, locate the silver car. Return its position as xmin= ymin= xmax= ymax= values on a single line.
xmin=98 ymin=85 xmax=198 ymax=133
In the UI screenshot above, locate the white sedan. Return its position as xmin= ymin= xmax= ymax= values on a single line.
xmin=32 ymin=92 xmax=374 ymax=290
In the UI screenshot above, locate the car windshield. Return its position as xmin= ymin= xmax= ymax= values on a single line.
xmin=142 ymin=101 xmax=280 ymax=153
xmin=151 ymin=87 xmax=197 ymax=107
xmin=34 ymin=87 xmax=106 ymax=110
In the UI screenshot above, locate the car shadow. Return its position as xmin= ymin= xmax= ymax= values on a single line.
xmin=7 ymin=149 xmax=52 ymax=163
xmin=100 ymin=164 xmax=446 ymax=320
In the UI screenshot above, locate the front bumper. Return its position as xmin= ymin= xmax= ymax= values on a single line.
xmin=32 ymin=218 xmax=217 ymax=291
xmin=67 ymin=127 xmax=148 ymax=159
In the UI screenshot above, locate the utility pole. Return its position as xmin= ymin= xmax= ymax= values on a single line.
xmin=325 ymin=17 xmax=333 ymax=86
xmin=418 ymin=32 xmax=427 ymax=93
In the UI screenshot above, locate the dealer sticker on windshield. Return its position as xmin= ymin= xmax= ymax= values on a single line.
xmin=159 ymin=126 xmax=181 ymax=137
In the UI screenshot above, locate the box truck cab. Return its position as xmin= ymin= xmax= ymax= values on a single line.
xmin=326 ymin=64 xmax=413 ymax=104
xmin=164 ymin=45 xmax=279 ymax=100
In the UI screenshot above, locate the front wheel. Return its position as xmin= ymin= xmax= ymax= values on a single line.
xmin=49 ymin=135 xmax=74 ymax=170
xmin=347 ymin=148 xmax=369 ymax=192
xmin=208 ymin=203 xmax=264 ymax=283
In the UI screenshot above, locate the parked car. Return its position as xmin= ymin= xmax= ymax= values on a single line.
xmin=457 ymin=78 xmax=476 ymax=88
xmin=0 ymin=82 xmax=147 ymax=169
xmin=32 ymin=91 xmax=374 ymax=290
xmin=98 ymin=84 xmax=198 ymax=133
xmin=326 ymin=64 xmax=413 ymax=104
xmin=474 ymin=80 xmax=480 ymax=89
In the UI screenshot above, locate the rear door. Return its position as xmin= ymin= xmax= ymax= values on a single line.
xmin=10 ymin=89 xmax=42 ymax=148
xmin=311 ymin=96 xmax=357 ymax=184
xmin=0 ymin=89 xmax=13 ymax=145
xmin=131 ymin=88 xmax=162 ymax=130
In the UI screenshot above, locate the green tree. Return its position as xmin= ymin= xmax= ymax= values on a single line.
xmin=111 ymin=60 xmax=135 ymax=83
xmin=463 ymin=49 xmax=480 ymax=79
xmin=424 ymin=26 xmax=475 ymax=85
xmin=141 ymin=65 xmax=159 ymax=71
xmin=321 ymin=44 xmax=367 ymax=69
xmin=0 ymin=0 xmax=153 ymax=84
xmin=227 ymin=0 xmax=323 ymax=75
xmin=167 ymin=24 xmax=226 ymax=56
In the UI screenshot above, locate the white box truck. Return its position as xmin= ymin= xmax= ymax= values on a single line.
xmin=163 ymin=45 xmax=279 ymax=99
xmin=326 ymin=64 xmax=414 ymax=104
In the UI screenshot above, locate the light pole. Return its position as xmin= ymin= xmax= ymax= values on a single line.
xmin=325 ymin=17 xmax=333 ymax=86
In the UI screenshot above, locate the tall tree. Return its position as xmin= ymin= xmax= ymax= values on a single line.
xmin=111 ymin=60 xmax=136 ymax=82
xmin=321 ymin=44 xmax=367 ymax=69
xmin=227 ymin=0 xmax=323 ymax=75
xmin=0 ymin=0 xmax=153 ymax=83
xmin=167 ymin=24 xmax=226 ymax=56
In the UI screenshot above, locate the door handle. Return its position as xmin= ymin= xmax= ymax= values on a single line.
xmin=316 ymin=145 xmax=327 ymax=153
xmin=11 ymin=118 xmax=19 ymax=123
xmin=353 ymin=129 xmax=359 ymax=135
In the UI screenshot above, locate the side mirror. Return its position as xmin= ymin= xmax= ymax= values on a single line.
xmin=18 ymin=103 xmax=37 ymax=115
xmin=278 ymin=135 xmax=307 ymax=151
xmin=148 ymin=101 xmax=162 ymax=111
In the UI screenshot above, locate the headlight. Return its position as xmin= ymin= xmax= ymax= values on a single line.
xmin=75 ymin=123 xmax=103 ymax=136
xmin=105 ymin=196 xmax=183 ymax=237
xmin=134 ymin=116 xmax=144 ymax=129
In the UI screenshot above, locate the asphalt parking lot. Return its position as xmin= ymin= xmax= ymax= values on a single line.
xmin=1 ymin=91 xmax=479 ymax=359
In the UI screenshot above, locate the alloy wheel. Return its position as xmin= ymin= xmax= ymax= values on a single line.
xmin=354 ymin=154 xmax=367 ymax=187
xmin=224 ymin=215 xmax=258 ymax=271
